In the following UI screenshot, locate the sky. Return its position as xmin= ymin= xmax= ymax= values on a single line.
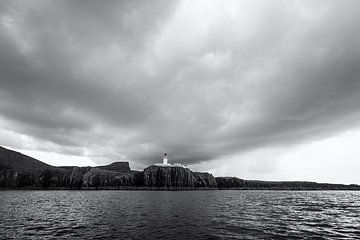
xmin=1 ymin=0 xmax=360 ymax=184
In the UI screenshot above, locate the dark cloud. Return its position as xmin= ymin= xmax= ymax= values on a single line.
xmin=1 ymin=0 xmax=360 ymax=166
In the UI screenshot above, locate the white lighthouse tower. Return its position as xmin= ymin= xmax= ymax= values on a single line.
xmin=163 ymin=153 xmax=168 ymax=165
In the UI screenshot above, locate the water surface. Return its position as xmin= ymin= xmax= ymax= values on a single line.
xmin=1 ymin=190 xmax=359 ymax=239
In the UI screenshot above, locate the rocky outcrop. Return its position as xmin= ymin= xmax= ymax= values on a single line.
xmin=142 ymin=166 xmax=217 ymax=189
xmin=96 ymin=162 xmax=131 ymax=172
xmin=194 ymin=172 xmax=218 ymax=188
xmin=216 ymin=177 xmax=246 ymax=189
xmin=82 ymin=168 xmax=137 ymax=189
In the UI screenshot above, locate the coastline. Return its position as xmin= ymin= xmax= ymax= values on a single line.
xmin=1 ymin=146 xmax=360 ymax=191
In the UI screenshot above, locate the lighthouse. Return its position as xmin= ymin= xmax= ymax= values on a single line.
xmin=154 ymin=153 xmax=185 ymax=168
xmin=163 ymin=153 xmax=168 ymax=165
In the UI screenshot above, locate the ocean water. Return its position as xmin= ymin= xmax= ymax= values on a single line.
xmin=0 ymin=190 xmax=359 ymax=239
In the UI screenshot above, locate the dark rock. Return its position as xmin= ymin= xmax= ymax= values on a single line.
xmin=0 ymin=146 xmax=58 ymax=172
xmin=143 ymin=166 xmax=217 ymax=189
xmin=69 ymin=167 xmax=89 ymax=189
xmin=82 ymin=168 xmax=137 ymax=189
xmin=193 ymin=172 xmax=217 ymax=188
xmin=97 ymin=162 xmax=131 ymax=172
xmin=216 ymin=177 xmax=246 ymax=189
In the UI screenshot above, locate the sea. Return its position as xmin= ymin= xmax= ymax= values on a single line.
xmin=0 ymin=190 xmax=359 ymax=239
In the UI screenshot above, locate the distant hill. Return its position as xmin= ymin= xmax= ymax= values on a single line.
xmin=60 ymin=162 xmax=131 ymax=172
xmin=0 ymin=146 xmax=359 ymax=190
xmin=216 ymin=177 xmax=360 ymax=190
xmin=0 ymin=146 xmax=60 ymax=172
xmin=97 ymin=162 xmax=131 ymax=172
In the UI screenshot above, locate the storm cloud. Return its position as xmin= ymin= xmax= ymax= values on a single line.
xmin=1 ymin=0 xmax=360 ymax=167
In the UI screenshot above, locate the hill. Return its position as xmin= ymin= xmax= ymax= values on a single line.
xmin=0 ymin=146 xmax=59 ymax=172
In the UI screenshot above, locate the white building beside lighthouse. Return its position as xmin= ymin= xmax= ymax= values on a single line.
xmin=155 ymin=153 xmax=186 ymax=168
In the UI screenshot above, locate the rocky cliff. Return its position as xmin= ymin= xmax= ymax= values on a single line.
xmin=142 ymin=166 xmax=217 ymax=189
xmin=1 ymin=146 xmax=360 ymax=190
xmin=0 ymin=146 xmax=67 ymax=188
xmin=0 ymin=146 xmax=216 ymax=189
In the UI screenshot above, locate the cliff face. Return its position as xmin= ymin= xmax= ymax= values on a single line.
xmin=0 ymin=146 xmax=136 ymax=189
xmin=142 ymin=166 xmax=217 ymax=189
xmin=143 ymin=166 xmax=210 ymax=188
xmin=1 ymin=146 xmax=360 ymax=190
xmin=0 ymin=146 xmax=67 ymax=188
xmin=193 ymin=172 xmax=218 ymax=188
xmin=82 ymin=168 xmax=138 ymax=189
xmin=0 ymin=147 xmax=216 ymax=189
xmin=216 ymin=177 xmax=246 ymax=189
